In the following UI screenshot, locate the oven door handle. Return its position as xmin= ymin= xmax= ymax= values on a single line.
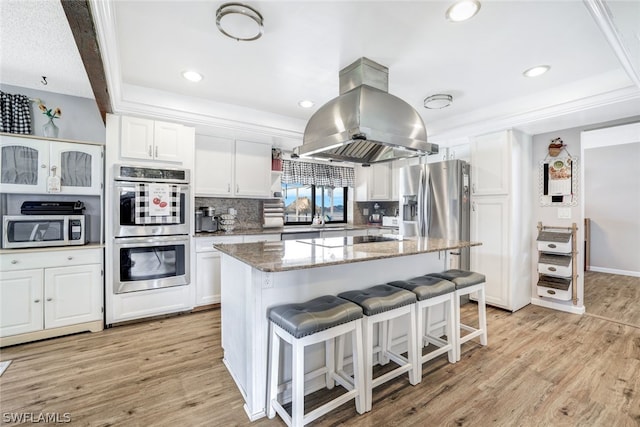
xmin=114 ymin=235 xmax=190 ymax=246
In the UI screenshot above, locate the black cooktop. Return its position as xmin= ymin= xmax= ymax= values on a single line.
xmin=352 ymin=235 xmax=402 ymax=244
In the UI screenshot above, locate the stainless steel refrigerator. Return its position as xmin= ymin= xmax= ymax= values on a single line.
xmin=399 ymin=160 xmax=471 ymax=270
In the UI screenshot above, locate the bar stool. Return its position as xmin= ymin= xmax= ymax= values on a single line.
xmin=337 ymin=284 xmax=419 ymax=412
xmin=388 ymin=275 xmax=456 ymax=379
xmin=428 ymin=269 xmax=487 ymax=361
xmin=267 ymin=295 xmax=365 ymax=427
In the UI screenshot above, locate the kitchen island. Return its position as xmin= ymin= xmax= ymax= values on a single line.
xmin=215 ymin=236 xmax=481 ymax=420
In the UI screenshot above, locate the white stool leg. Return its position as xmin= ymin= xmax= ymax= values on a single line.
xmin=267 ymin=323 xmax=279 ymax=419
xmin=415 ymin=301 xmax=425 ymax=380
xmin=291 ymin=338 xmax=305 ymax=426
xmin=455 ymin=291 xmax=462 ymax=362
xmin=363 ymin=316 xmax=374 ymax=412
xmin=379 ymin=320 xmax=389 ymax=365
xmin=478 ymin=284 xmax=488 ymax=346
xmin=352 ymin=318 xmax=366 ymax=414
xmin=446 ymin=294 xmax=456 ymax=363
xmin=326 ymin=337 xmax=335 ymax=389
xmin=407 ymin=304 xmax=420 ymax=385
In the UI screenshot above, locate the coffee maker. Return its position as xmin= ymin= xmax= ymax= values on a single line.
xmin=199 ymin=207 xmax=218 ymax=232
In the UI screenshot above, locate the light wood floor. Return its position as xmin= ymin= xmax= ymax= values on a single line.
xmin=1 ymin=304 xmax=639 ymax=426
xmin=584 ymin=271 xmax=640 ymax=327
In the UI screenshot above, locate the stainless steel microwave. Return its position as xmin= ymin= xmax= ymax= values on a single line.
xmin=2 ymin=215 xmax=87 ymax=249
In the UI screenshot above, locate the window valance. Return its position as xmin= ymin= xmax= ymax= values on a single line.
xmin=282 ymin=159 xmax=355 ymax=188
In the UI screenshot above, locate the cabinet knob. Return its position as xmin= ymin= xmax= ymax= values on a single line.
xmin=34 ymin=299 xmax=40 ymax=303
xmin=41 ymin=164 xmax=47 ymax=169
xmin=11 ymin=260 xmax=18 ymax=264
xmin=67 ymin=256 xmax=73 ymax=260
xmin=46 ymin=298 xmax=53 ymax=302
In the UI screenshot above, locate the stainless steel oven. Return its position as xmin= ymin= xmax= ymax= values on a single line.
xmin=113 ymin=164 xmax=190 ymax=237
xmin=113 ymin=235 xmax=190 ymax=294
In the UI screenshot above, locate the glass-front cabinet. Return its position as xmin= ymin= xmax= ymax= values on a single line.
xmin=0 ymin=135 xmax=103 ymax=195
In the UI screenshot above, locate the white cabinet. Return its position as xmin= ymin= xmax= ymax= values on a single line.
xmin=321 ymin=229 xmax=346 ymax=238
xmin=471 ymin=132 xmax=510 ymax=195
xmin=469 ymin=129 xmax=532 ymax=312
xmin=345 ymin=228 xmax=369 ymax=237
xmin=0 ymin=135 xmax=103 ymax=195
xmin=355 ymin=162 xmax=394 ymax=201
xmin=120 ymin=116 xmax=186 ymax=164
xmin=0 ymin=248 xmax=103 ymax=345
xmin=194 ymin=235 xmax=243 ymax=306
xmin=193 ymin=233 xmax=281 ymax=307
xmin=194 ymin=136 xmax=271 ymax=198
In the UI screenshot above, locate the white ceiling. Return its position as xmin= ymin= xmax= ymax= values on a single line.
xmin=2 ymin=1 xmax=640 ymax=146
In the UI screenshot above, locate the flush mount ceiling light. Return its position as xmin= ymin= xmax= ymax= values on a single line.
xmin=523 ymin=65 xmax=551 ymax=77
xmin=216 ymin=3 xmax=264 ymax=41
xmin=298 ymin=100 xmax=314 ymax=108
xmin=424 ymin=94 xmax=453 ymax=109
xmin=446 ymin=0 xmax=481 ymax=22
xmin=182 ymin=70 xmax=203 ymax=82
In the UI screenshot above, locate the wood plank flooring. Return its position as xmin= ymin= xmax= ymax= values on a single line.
xmin=584 ymin=271 xmax=640 ymax=327
xmin=1 ymin=303 xmax=639 ymax=426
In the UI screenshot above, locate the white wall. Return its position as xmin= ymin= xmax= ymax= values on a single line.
xmin=1 ymin=84 xmax=105 ymax=143
xmin=582 ymin=124 xmax=640 ymax=276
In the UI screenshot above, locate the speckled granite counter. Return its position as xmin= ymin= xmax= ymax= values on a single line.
xmin=215 ymin=236 xmax=480 ymax=272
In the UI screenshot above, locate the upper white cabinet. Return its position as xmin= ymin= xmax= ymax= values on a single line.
xmin=0 ymin=134 xmax=103 ymax=195
xmin=355 ymin=162 xmax=394 ymax=201
xmin=120 ymin=116 xmax=187 ymax=164
xmin=471 ymin=132 xmax=510 ymax=195
xmin=195 ymin=136 xmax=271 ymax=198
xmin=470 ymin=129 xmax=532 ymax=312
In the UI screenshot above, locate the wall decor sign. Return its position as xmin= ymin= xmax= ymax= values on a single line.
xmin=539 ymin=157 xmax=578 ymax=206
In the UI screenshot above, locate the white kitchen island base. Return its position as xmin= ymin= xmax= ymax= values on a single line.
xmin=220 ymin=250 xmax=449 ymax=421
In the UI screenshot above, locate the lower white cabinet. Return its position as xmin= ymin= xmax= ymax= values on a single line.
xmin=0 ymin=248 xmax=103 ymax=345
xmin=194 ymin=234 xmax=281 ymax=307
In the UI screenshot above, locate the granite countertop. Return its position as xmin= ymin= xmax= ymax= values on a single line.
xmin=194 ymin=224 xmax=378 ymax=237
xmin=214 ymin=237 xmax=481 ymax=272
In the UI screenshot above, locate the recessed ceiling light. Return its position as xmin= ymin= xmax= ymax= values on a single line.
xmin=424 ymin=94 xmax=453 ymax=109
xmin=298 ymin=100 xmax=314 ymax=108
xmin=182 ymin=70 xmax=203 ymax=82
xmin=216 ymin=3 xmax=264 ymax=41
xmin=446 ymin=0 xmax=481 ymax=22
xmin=523 ymin=65 xmax=550 ymax=77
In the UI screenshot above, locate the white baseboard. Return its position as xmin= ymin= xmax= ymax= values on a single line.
xmin=531 ymin=298 xmax=586 ymax=315
xmin=588 ymin=266 xmax=640 ymax=278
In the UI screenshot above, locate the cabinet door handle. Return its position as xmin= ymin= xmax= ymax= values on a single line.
xmin=11 ymin=260 xmax=18 ymax=264
xmin=472 ymin=202 xmax=476 ymax=212
xmin=46 ymin=298 xmax=53 ymax=302
xmin=236 ymin=184 xmax=239 ymax=193
xmin=472 ymin=183 xmax=476 ymax=194
xmin=155 ymin=146 xmax=158 ymax=158
xmin=227 ymin=183 xmax=231 ymax=193
xmin=148 ymin=146 xmax=153 ymax=157
xmin=34 ymin=299 xmax=40 ymax=303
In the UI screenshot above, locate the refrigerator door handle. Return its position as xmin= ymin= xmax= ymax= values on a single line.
xmin=418 ymin=168 xmax=426 ymax=236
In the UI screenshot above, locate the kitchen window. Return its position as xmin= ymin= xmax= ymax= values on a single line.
xmin=282 ymin=183 xmax=348 ymax=224
xmin=281 ymin=159 xmax=354 ymax=225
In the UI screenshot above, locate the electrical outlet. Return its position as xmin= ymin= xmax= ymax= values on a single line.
xmin=557 ymin=208 xmax=571 ymax=219
xmin=363 ymin=208 xmax=369 ymax=216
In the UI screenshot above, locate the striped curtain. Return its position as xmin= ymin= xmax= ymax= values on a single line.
xmin=282 ymin=159 xmax=355 ymax=187
xmin=0 ymin=91 xmax=32 ymax=134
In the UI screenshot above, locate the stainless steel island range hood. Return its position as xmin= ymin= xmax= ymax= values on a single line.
xmin=294 ymin=58 xmax=438 ymax=164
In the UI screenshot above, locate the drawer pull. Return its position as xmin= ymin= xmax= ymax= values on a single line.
xmin=547 ymin=290 xmax=556 ymax=295
xmin=547 ymin=244 xmax=557 ymax=248
xmin=11 ymin=260 xmax=18 ymax=264
xmin=67 ymin=256 xmax=73 ymax=260
xmin=548 ymin=267 xmax=556 ymax=271
xmin=46 ymin=297 xmax=53 ymax=302
xmin=34 ymin=299 xmax=40 ymax=303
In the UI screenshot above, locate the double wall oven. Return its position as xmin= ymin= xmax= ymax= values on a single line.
xmin=112 ymin=165 xmax=190 ymax=294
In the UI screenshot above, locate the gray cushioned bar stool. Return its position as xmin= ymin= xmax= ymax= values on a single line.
xmin=337 ymin=284 xmax=419 ymax=412
xmin=267 ymin=295 xmax=365 ymax=427
xmin=388 ymin=275 xmax=457 ymax=379
xmin=428 ymin=269 xmax=487 ymax=361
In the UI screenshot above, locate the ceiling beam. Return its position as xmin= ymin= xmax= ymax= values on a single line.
xmin=60 ymin=0 xmax=112 ymax=123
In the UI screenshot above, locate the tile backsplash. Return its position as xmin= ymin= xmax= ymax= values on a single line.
xmin=353 ymin=201 xmax=399 ymax=225
xmin=195 ymin=197 xmax=267 ymax=229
